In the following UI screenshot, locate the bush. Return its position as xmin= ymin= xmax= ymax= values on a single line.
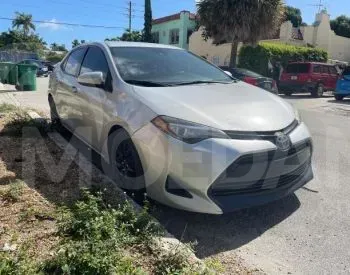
xmin=238 ymin=42 xmax=328 ymax=76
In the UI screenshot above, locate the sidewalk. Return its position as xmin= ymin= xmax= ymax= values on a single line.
xmin=0 ymin=78 xmax=50 ymax=114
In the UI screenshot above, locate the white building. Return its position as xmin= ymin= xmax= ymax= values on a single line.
xmin=189 ymin=11 xmax=350 ymax=66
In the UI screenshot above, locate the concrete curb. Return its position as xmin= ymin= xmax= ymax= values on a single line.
xmin=26 ymin=110 xmax=207 ymax=273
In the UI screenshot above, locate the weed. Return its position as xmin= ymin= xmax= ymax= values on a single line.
xmin=203 ymin=258 xmax=226 ymax=274
xmin=0 ymin=249 xmax=39 ymax=275
xmin=2 ymin=109 xmax=51 ymax=137
xmin=0 ymin=103 xmax=18 ymax=114
xmin=45 ymin=190 xmax=162 ymax=274
xmin=0 ymin=180 xmax=24 ymax=202
xmin=154 ymin=249 xmax=192 ymax=275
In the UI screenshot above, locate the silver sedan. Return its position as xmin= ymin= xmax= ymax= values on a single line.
xmin=48 ymin=42 xmax=313 ymax=214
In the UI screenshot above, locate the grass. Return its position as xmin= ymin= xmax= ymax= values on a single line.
xmin=0 ymin=179 xmax=24 ymax=202
xmin=0 ymin=103 xmax=18 ymax=114
xmin=0 ymin=104 xmax=218 ymax=275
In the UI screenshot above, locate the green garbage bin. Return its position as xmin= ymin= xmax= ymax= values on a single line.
xmin=8 ymin=63 xmax=18 ymax=85
xmin=0 ymin=62 xmax=11 ymax=84
xmin=17 ymin=64 xmax=37 ymax=91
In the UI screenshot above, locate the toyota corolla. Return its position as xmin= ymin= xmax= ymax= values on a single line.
xmin=48 ymin=42 xmax=313 ymax=214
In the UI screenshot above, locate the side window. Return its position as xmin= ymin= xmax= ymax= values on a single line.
xmin=80 ymin=47 xmax=110 ymax=81
xmin=63 ymin=48 xmax=87 ymax=76
xmin=329 ymin=66 xmax=337 ymax=75
xmin=321 ymin=66 xmax=329 ymax=74
xmin=313 ymin=65 xmax=321 ymax=73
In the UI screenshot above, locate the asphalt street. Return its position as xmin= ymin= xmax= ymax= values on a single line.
xmin=154 ymin=93 xmax=350 ymax=274
xmin=3 ymin=79 xmax=350 ymax=274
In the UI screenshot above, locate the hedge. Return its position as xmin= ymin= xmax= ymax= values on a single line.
xmin=238 ymin=42 xmax=328 ymax=77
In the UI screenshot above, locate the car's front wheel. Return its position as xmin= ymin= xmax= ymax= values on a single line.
xmin=335 ymin=94 xmax=344 ymax=101
xmin=109 ymin=129 xmax=145 ymax=194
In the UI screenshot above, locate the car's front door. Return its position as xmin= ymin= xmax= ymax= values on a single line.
xmin=74 ymin=46 xmax=113 ymax=150
xmin=56 ymin=47 xmax=87 ymax=130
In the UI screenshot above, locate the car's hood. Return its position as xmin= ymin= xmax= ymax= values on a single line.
xmin=132 ymin=82 xmax=295 ymax=132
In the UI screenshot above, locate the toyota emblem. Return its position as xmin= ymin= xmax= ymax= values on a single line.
xmin=275 ymin=132 xmax=291 ymax=151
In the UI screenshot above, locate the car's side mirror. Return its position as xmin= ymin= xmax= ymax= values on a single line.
xmin=78 ymin=71 xmax=104 ymax=87
xmin=224 ymin=71 xmax=233 ymax=77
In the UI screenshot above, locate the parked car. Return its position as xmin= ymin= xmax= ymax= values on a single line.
xmin=220 ymin=66 xmax=278 ymax=94
xmin=49 ymin=42 xmax=313 ymax=214
xmin=18 ymin=59 xmax=49 ymax=77
xmin=279 ymin=62 xmax=339 ymax=97
xmin=334 ymin=66 xmax=350 ymax=100
xmin=42 ymin=61 xmax=55 ymax=72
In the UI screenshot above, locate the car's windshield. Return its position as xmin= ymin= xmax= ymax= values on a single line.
xmin=109 ymin=47 xmax=233 ymax=86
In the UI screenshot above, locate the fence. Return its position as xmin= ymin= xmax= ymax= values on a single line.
xmin=0 ymin=50 xmax=38 ymax=63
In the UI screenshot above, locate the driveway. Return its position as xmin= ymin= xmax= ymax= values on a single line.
xmin=2 ymin=80 xmax=350 ymax=274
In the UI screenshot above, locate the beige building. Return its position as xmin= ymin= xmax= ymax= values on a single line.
xmin=189 ymin=11 xmax=350 ymax=66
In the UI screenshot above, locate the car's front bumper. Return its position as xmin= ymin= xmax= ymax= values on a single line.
xmin=132 ymin=122 xmax=313 ymax=215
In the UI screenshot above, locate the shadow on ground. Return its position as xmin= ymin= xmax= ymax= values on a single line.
xmin=328 ymin=98 xmax=350 ymax=105
xmin=0 ymin=118 xmax=300 ymax=259
xmin=280 ymin=92 xmax=333 ymax=100
xmin=151 ymin=194 xmax=300 ymax=258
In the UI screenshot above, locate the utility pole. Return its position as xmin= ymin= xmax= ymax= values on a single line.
xmin=128 ymin=1 xmax=132 ymax=32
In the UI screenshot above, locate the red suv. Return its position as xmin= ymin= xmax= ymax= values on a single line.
xmin=279 ymin=62 xmax=339 ymax=97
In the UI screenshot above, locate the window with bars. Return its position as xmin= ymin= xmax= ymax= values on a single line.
xmin=169 ymin=29 xmax=180 ymax=44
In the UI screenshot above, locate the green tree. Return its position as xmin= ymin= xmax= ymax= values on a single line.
xmin=284 ymin=6 xmax=303 ymax=28
xmin=0 ymin=30 xmax=46 ymax=53
xmin=106 ymin=31 xmax=142 ymax=42
xmin=331 ymin=15 xmax=350 ymax=38
xmin=12 ymin=12 xmax=36 ymax=36
xmin=197 ymin=0 xmax=284 ymax=67
xmin=143 ymin=0 xmax=152 ymax=42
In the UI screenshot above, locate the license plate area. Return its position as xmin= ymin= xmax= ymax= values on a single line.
xmin=291 ymin=76 xmax=298 ymax=80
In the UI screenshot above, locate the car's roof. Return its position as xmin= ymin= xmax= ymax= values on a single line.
xmin=104 ymin=41 xmax=182 ymax=50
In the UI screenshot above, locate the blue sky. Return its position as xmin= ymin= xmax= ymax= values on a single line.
xmin=0 ymin=0 xmax=349 ymax=49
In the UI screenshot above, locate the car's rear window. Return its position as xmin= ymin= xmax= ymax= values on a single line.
xmin=286 ymin=64 xmax=310 ymax=74
xmin=343 ymin=67 xmax=350 ymax=76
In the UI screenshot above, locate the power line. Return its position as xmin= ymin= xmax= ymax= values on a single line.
xmin=0 ymin=17 xmax=125 ymax=29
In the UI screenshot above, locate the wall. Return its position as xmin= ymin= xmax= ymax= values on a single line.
xmin=189 ymin=11 xmax=350 ymax=65
xmin=151 ymin=11 xmax=197 ymax=50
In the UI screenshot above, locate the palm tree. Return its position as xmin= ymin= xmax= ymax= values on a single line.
xmin=12 ymin=12 xmax=36 ymax=36
xmin=197 ymin=0 xmax=284 ymax=67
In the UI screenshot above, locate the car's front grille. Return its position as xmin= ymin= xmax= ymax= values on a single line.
xmin=208 ymin=139 xmax=312 ymax=197
xmin=224 ymin=120 xmax=299 ymax=142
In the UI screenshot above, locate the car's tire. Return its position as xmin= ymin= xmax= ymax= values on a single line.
xmin=312 ymin=83 xmax=324 ymax=98
xmin=284 ymin=91 xmax=292 ymax=96
xmin=335 ymin=94 xmax=344 ymax=101
xmin=48 ymin=96 xmax=61 ymax=126
xmin=109 ymin=129 xmax=145 ymax=195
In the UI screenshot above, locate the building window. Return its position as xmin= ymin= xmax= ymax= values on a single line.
xmin=152 ymin=32 xmax=160 ymax=43
xmin=169 ymin=29 xmax=180 ymax=44
xmin=187 ymin=29 xmax=193 ymax=44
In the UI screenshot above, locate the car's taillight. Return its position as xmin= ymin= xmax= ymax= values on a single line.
xmin=243 ymin=76 xmax=258 ymax=86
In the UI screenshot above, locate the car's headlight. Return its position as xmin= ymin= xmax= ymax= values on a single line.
xmin=294 ymin=108 xmax=301 ymax=123
xmin=152 ymin=116 xmax=229 ymax=144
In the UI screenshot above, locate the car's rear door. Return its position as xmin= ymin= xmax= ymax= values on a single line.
xmin=75 ymin=45 xmax=113 ymax=149
xmin=55 ymin=47 xmax=87 ymax=129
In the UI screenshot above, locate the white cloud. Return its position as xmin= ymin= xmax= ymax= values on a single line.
xmin=38 ymin=19 xmax=70 ymax=31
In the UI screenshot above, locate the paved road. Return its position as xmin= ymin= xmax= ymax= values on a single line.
xmin=2 ymin=79 xmax=350 ymax=274
xmin=154 ymin=93 xmax=350 ymax=274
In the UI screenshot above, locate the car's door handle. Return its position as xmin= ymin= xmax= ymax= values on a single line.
xmin=71 ymin=86 xmax=79 ymax=93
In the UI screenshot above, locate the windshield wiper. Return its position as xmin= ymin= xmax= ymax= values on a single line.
xmin=171 ymin=80 xmax=236 ymax=86
xmin=124 ymin=79 xmax=170 ymax=87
